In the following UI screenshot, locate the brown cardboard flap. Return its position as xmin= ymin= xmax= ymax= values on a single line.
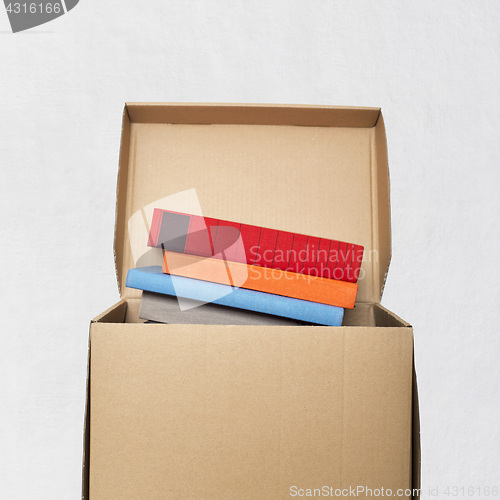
xmin=114 ymin=103 xmax=391 ymax=303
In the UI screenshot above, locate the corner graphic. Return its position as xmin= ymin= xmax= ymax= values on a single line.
xmin=3 ymin=0 xmax=78 ymax=33
xmin=128 ymin=189 xmax=247 ymax=311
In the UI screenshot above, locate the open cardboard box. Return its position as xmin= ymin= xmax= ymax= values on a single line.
xmin=83 ymin=103 xmax=420 ymax=499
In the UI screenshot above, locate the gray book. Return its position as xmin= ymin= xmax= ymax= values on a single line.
xmin=139 ymin=291 xmax=309 ymax=326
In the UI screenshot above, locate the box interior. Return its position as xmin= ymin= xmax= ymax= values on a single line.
xmin=93 ymin=298 xmax=409 ymax=328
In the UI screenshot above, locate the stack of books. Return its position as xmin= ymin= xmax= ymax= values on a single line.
xmin=126 ymin=209 xmax=364 ymax=326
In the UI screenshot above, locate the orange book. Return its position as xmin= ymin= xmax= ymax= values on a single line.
xmin=162 ymin=250 xmax=358 ymax=309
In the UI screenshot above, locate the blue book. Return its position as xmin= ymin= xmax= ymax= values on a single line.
xmin=126 ymin=266 xmax=344 ymax=326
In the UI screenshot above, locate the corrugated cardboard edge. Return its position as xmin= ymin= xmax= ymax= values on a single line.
xmin=375 ymin=302 xmax=410 ymax=327
xmin=81 ymin=333 xmax=90 ymax=500
xmin=373 ymin=114 xmax=392 ymax=301
xmin=412 ymin=355 xmax=421 ymax=499
xmin=114 ymin=106 xmax=131 ymax=302
xmin=125 ymin=101 xmax=381 ymax=127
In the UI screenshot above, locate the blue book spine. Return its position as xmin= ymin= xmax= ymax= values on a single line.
xmin=126 ymin=266 xmax=344 ymax=326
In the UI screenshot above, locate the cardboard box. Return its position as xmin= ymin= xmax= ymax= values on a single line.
xmin=82 ymin=103 xmax=420 ymax=499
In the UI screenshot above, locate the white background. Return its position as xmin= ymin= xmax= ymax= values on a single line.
xmin=1 ymin=1 xmax=499 ymax=498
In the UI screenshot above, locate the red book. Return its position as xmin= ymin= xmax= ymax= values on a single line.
xmin=148 ymin=209 xmax=364 ymax=283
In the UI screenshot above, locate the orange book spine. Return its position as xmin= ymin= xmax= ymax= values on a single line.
xmin=162 ymin=251 xmax=358 ymax=309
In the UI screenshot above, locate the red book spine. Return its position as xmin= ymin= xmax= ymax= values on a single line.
xmin=148 ymin=209 xmax=364 ymax=283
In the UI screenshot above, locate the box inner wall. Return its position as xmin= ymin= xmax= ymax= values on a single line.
xmin=121 ymin=123 xmax=379 ymax=302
